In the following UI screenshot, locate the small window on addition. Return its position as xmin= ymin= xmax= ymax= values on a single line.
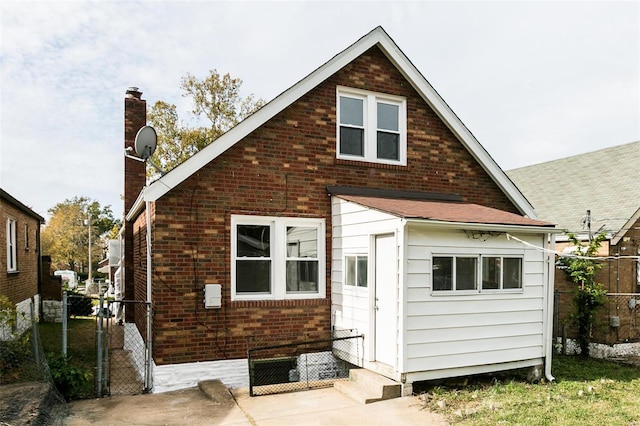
xmin=345 ymin=255 xmax=368 ymax=287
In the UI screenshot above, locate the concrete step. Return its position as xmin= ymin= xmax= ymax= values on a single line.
xmin=334 ymin=369 xmax=401 ymax=404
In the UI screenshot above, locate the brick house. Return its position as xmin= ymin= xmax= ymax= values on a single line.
xmin=124 ymin=27 xmax=558 ymax=393
xmin=0 ymin=188 xmax=44 ymax=339
xmin=508 ymin=141 xmax=640 ymax=350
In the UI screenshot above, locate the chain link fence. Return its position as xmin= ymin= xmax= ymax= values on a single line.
xmin=554 ymin=290 xmax=640 ymax=349
xmin=102 ymin=299 xmax=148 ymax=396
xmin=0 ymin=300 xmax=66 ymax=425
xmin=247 ymin=329 xmax=363 ymax=396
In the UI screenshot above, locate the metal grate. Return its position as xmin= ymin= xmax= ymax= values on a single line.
xmin=247 ymin=329 xmax=363 ymax=396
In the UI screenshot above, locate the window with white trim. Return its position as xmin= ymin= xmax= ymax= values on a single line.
xmin=337 ymin=87 xmax=406 ymax=165
xmin=345 ymin=254 xmax=368 ymax=287
xmin=232 ymin=215 xmax=325 ymax=300
xmin=6 ymin=218 xmax=17 ymax=272
xmin=24 ymin=224 xmax=29 ymax=251
xmin=432 ymin=255 xmax=523 ymax=292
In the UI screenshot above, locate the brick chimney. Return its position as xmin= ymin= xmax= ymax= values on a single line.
xmin=124 ymin=86 xmax=147 ymax=214
xmin=123 ymin=87 xmax=146 ymax=312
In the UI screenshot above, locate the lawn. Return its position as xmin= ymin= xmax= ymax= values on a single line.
xmin=38 ymin=318 xmax=98 ymax=399
xmin=416 ymin=355 xmax=640 ymax=425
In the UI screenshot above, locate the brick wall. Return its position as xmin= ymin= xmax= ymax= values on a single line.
xmin=124 ymin=87 xmax=147 ymax=323
xmin=555 ymin=215 xmax=640 ymax=344
xmin=0 ymin=200 xmax=41 ymax=305
xmin=134 ymin=46 xmax=524 ymax=364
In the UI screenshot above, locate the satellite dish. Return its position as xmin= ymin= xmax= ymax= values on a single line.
xmin=134 ymin=126 xmax=157 ymax=160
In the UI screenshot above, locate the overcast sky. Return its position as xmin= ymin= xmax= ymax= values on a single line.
xmin=1 ymin=1 xmax=638 ymax=219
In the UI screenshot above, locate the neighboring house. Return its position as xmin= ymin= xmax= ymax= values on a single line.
xmin=123 ymin=27 xmax=558 ymax=393
xmin=0 ymin=188 xmax=45 ymax=338
xmin=507 ymin=141 xmax=640 ymax=347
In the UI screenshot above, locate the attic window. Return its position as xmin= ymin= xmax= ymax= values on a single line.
xmin=337 ymin=87 xmax=406 ymax=165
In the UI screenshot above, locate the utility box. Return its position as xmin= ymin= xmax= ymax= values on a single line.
xmin=609 ymin=316 xmax=620 ymax=328
xmin=204 ymin=284 xmax=222 ymax=309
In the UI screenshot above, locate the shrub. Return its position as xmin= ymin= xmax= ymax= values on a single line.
xmin=47 ymin=353 xmax=91 ymax=401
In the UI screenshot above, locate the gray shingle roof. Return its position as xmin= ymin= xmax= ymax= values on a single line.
xmin=506 ymin=141 xmax=640 ymax=236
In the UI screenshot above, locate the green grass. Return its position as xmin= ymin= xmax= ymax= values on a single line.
xmin=416 ymin=355 xmax=640 ymax=425
xmin=38 ymin=318 xmax=97 ymax=399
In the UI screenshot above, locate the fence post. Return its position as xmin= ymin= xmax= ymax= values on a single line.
xmin=30 ymin=300 xmax=40 ymax=369
xmin=144 ymin=303 xmax=152 ymax=392
xmin=96 ymin=294 xmax=104 ymax=397
xmin=62 ymin=291 xmax=68 ymax=357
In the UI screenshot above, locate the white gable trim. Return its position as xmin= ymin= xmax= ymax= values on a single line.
xmin=612 ymin=206 xmax=640 ymax=246
xmin=142 ymin=27 xmax=535 ymax=218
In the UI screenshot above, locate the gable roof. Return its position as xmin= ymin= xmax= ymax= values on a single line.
xmin=337 ymin=194 xmax=553 ymax=230
xmin=140 ymin=26 xmax=535 ymax=218
xmin=506 ymin=140 xmax=640 ymax=242
xmin=1 ymin=188 xmax=45 ymax=224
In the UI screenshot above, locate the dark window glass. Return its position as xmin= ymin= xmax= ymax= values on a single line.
xmin=340 ymin=127 xmax=364 ymax=156
xmin=237 ymin=225 xmax=270 ymax=257
xmin=286 ymin=260 xmax=318 ymax=292
xmin=503 ymin=258 xmax=522 ymax=289
xmin=377 ymin=132 xmax=399 ymax=160
xmin=357 ymin=256 xmax=368 ymax=287
xmin=482 ymin=257 xmax=501 ymax=290
xmin=236 ymin=260 xmax=271 ymax=293
xmin=433 ymin=257 xmax=453 ymax=291
xmin=456 ymin=257 xmax=477 ymax=290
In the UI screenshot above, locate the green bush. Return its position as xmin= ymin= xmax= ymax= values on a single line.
xmin=47 ymin=353 xmax=91 ymax=400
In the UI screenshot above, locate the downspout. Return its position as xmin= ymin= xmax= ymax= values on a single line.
xmin=544 ymin=232 xmax=556 ymax=382
xmin=145 ymin=198 xmax=153 ymax=391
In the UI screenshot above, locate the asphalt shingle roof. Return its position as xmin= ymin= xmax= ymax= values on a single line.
xmin=338 ymin=195 xmax=553 ymax=227
xmin=506 ymin=141 xmax=640 ymax=235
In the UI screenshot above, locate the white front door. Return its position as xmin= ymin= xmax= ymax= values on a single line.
xmin=374 ymin=234 xmax=397 ymax=367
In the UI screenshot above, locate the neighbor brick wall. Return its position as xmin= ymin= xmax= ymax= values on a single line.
xmin=0 ymin=201 xmax=41 ymax=305
xmin=134 ymin=46 xmax=524 ymax=364
xmin=555 ymin=215 xmax=640 ymax=345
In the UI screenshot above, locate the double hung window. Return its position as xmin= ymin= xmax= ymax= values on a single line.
xmin=6 ymin=218 xmax=17 ymax=272
xmin=432 ymin=255 xmax=523 ymax=292
xmin=232 ymin=216 xmax=325 ymax=300
xmin=337 ymin=87 xmax=406 ymax=165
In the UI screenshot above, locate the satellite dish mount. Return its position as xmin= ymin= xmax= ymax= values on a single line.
xmin=126 ymin=125 xmax=165 ymax=175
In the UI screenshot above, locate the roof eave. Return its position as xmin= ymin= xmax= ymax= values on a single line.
xmin=125 ymin=190 xmax=146 ymax=222
xmin=405 ymin=218 xmax=560 ymax=234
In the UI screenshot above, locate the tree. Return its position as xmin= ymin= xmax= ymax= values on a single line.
xmin=557 ymin=232 xmax=608 ymax=357
xmin=148 ymin=69 xmax=266 ymax=173
xmin=41 ymin=197 xmax=120 ymax=274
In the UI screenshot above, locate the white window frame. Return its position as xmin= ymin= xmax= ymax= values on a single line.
xmin=344 ymin=254 xmax=368 ymax=288
xmin=231 ymin=215 xmax=325 ymax=301
xmin=431 ymin=254 xmax=524 ymax=294
xmin=6 ymin=218 xmax=17 ymax=272
xmin=336 ymin=86 xmax=407 ymax=166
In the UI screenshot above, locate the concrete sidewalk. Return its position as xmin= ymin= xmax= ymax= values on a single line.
xmin=65 ymin=381 xmax=448 ymax=425
xmin=231 ymin=386 xmax=447 ymax=426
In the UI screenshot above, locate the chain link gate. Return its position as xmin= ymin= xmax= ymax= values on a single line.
xmin=98 ymin=298 xmax=151 ymax=397
xmin=63 ymin=293 xmax=151 ymax=397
